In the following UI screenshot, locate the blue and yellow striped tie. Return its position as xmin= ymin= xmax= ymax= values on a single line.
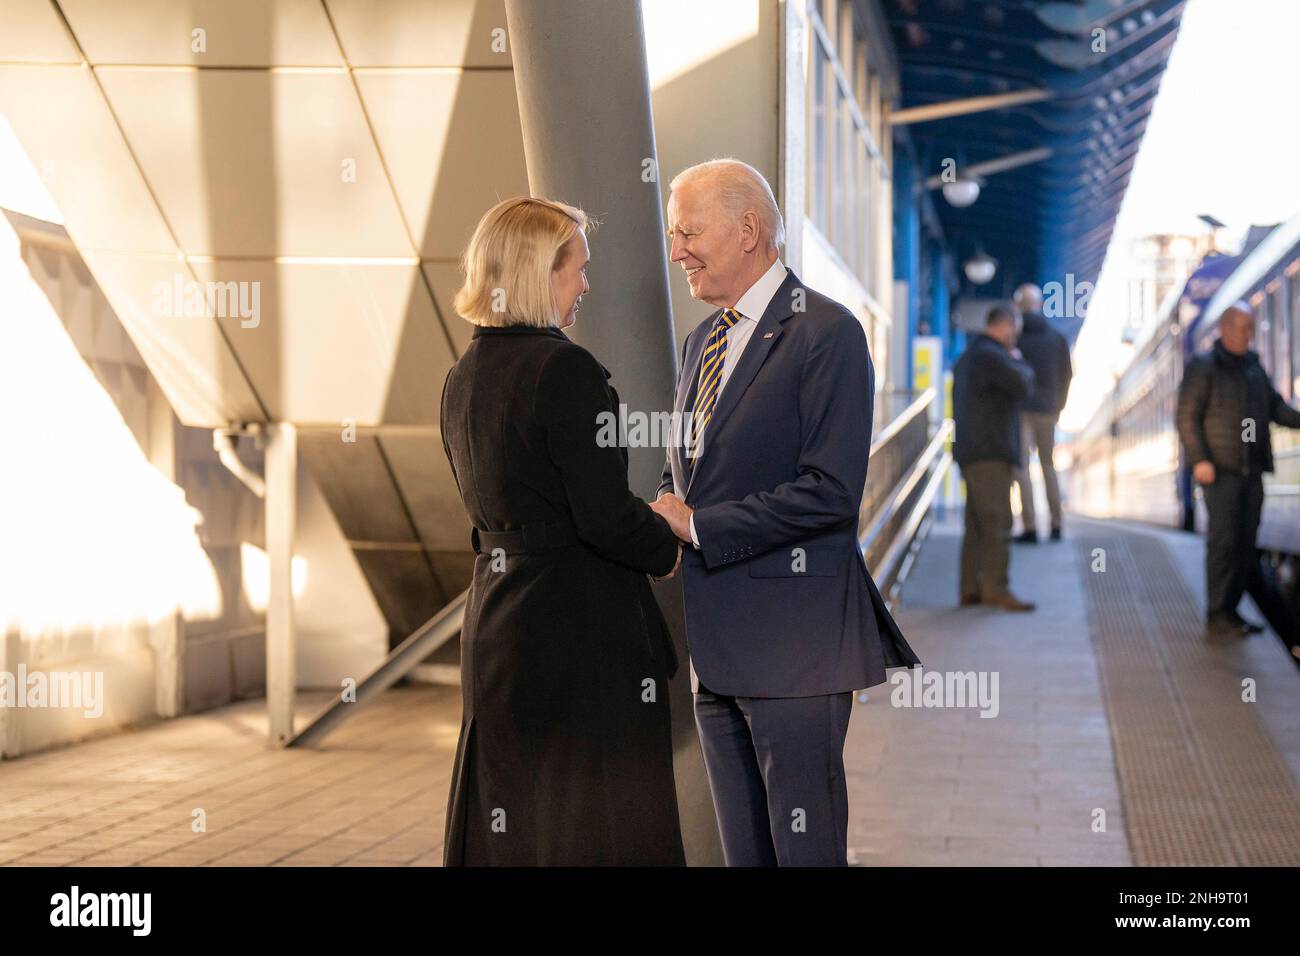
xmin=687 ymin=308 xmax=740 ymax=460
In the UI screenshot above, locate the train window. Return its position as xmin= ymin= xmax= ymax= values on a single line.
xmin=1292 ymin=269 xmax=1300 ymax=398
xmin=1256 ymin=293 xmax=1272 ymax=375
xmin=1272 ymin=282 xmax=1291 ymax=400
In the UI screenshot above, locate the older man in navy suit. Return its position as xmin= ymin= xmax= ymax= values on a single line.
xmin=649 ymin=159 xmax=919 ymax=866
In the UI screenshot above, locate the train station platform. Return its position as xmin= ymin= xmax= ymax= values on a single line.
xmin=3 ymin=510 xmax=1299 ymax=868
xmin=0 ymin=686 xmax=459 ymax=867
xmin=856 ymin=509 xmax=1300 ymax=866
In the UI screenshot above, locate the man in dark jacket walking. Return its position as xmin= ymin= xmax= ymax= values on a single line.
xmin=1011 ymin=283 xmax=1073 ymax=542
xmin=1175 ymin=302 xmax=1300 ymax=636
xmin=953 ymin=305 xmax=1038 ymax=611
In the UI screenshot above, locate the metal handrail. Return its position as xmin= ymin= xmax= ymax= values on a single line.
xmin=874 ymin=445 xmax=952 ymax=599
xmin=870 ymin=387 xmax=936 ymax=455
xmin=288 ymin=590 xmax=467 ymax=747
xmin=860 ymin=418 xmax=952 ymax=558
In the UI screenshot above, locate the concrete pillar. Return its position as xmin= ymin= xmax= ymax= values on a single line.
xmin=146 ymin=375 xmax=184 ymax=718
xmin=1 ymin=628 xmax=18 ymax=758
xmin=504 ymin=0 xmax=723 ymax=865
xmin=265 ymin=422 xmax=297 ymax=747
xmin=779 ymin=0 xmax=808 ymax=274
xmin=504 ymin=0 xmax=677 ymax=498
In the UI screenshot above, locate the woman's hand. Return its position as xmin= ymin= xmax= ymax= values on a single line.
xmin=653 ymin=543 xmax=682 ymax=582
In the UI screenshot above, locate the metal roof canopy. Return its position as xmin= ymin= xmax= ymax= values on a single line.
xmin=887 ymin=0 xmax=1187 ymax=318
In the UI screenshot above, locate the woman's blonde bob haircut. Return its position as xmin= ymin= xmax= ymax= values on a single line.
xmin=454 ymin=196 xmax=590 ymax=328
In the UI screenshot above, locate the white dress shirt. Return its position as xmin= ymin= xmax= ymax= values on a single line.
xmin=687 ymin=257 xmax=789 ymax=548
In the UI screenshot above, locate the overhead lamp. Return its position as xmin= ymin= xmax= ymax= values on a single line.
xmin=942 ymin=177 xmax=981 ymax=208
xmin=963 ymin=251 xmax=997 ymax=285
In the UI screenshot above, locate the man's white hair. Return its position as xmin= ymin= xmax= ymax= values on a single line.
xmin=1013 ymin=283 xmax=1043 ymax=309
xmin=669 ymin=158 xmax=785 ymax=251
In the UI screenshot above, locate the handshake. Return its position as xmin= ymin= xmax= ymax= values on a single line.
xmin=648 ymin=492 xmax=693 ymax=581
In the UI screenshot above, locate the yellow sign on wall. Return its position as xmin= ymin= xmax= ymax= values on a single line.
xmin=912 ymin=334 xmax=942 ymax=393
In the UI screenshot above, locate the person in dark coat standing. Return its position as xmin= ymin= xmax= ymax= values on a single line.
xmin=952 ymin=305 xmax=1037 ymax=611
xmin=439 ymin=197 xmax=685 ymax=865
xmin=1175 ymin=302 xmax=1300 ymax=637
xmin=1010 ymin=283 xmax=1073 ymax=542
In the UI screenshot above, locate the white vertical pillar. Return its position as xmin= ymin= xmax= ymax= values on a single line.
xmin=780 ymin=0 xmax=807 ymax=274
xmin=147 ymin=376 xmax=184 ymax=718
xmin=0 ymin=627 xmax=18 ymax=758
xmin=265 ymin=422 xmax=297 ymax=747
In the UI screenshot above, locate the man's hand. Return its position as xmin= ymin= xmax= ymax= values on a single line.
xmin=650 ymin=492 xmax=694 ymax=544
xmin=1193 ymin=460 xmax=1216 ymax=485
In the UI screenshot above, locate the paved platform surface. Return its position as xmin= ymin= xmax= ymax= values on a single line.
xmin=844 ymin=509 xmax=1130 ymax=866
xmin=3 ymin=511 xmax=1297 ymax=866
xmin=0 ymin=686 xmax=459 ymax=866
xmin=845 ymin=508 xmax=1300 ymax=866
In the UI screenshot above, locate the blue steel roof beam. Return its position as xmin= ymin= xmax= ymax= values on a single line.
xmin=1037 ymin=244 xmax=1109 ymax=282
xmin=1047 ymin=159 xmax=1140 ymax=201
xmin=1018 ymin=87 xmax=1160 ymax=137
xmin=1077 ymin=160 xmax=1138 ymax=195
xmin=944 ymin=220 xmax=1043 ymax=244
xmin=1045 ymin=139 xmax=1145 ymax=187
xmin=1034 ymin=1 xmax=1185 ymax=71
xmin=1050 ymin=209 xmax=1134 ymax=249
xmin=896 ymin=62 xmax=1053 ymax=101
xmin=894 ymin=15 xmax=1178 ymax=95
xmin=1039 ymin=92 xmax=1158 ymax=144
xmin=1076 ymin=154 xmax=1142 ymax=193
xmin=891 ymin=88 xmax=1055 ymax=126
xmin=1080 ymin=137 xmax=1145 ymax=175
xmin=1075 ymin=124 xmax=1150 ymax=162
xmin=942 ymin=232 xmax=1041 ymax=255
xmin=1045 ymin=151 xmax=1136 ymax=185
xmin=1055 ymin=61 xmax=1169 ymax=108
xmin=890 ymin=2 xmax=1180 ymax=94
xmin=922 ymin=147 xmax=1053 ymax=189
xmin=1064 ymin=26 xmax=1181 ymax=95
xmin=914 ymin=139 xmax=1056 ymax=173
xmin=1044 ymin=203 xmax=1126 ymax=236
xmin=1039 ymin=188 xmax=1133 ymax=232
xmin=1033 ymin=0 xmax=1177 ymax=36
xmin=884 ymin=13 xmax=1053 ymax=54
xmin=892 ymin=26 xmax=1167 ymax=90
xmin=926 ymin=109 xmax=1150 ymax=165
xmin=1046 ymin=223 xmax=1125 ymax=262
xmin=902 ymin=76 xmax=1160 ymax=141
xmin=1040 ymin=184 xmax=1133 ymax=227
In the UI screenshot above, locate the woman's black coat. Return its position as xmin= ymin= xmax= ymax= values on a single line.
xmin=439 ymin=323 xmax=685 ymax=866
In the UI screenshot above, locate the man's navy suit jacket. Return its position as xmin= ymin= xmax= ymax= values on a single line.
xmin=658 ymin=270 xmax=921 ymax=698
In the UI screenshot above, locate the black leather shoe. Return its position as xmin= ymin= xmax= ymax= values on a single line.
xmin=1206 ymin=613 xmax=1248 ymax=638
xmin=1013 ymin=530 xmax=1038 ymax=544
xmin=1228 ymin=614 xmax=1265 ymax=635
xmin=1049 ymin=527 xmax=1062 ymax=542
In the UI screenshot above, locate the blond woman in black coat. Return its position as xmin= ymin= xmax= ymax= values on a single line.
xmin=439 ymin=197 xmax=685 ymax=865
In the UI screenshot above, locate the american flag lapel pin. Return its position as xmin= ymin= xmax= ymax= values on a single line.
xmin=762 ymin=331 xmax=775 ymax=339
